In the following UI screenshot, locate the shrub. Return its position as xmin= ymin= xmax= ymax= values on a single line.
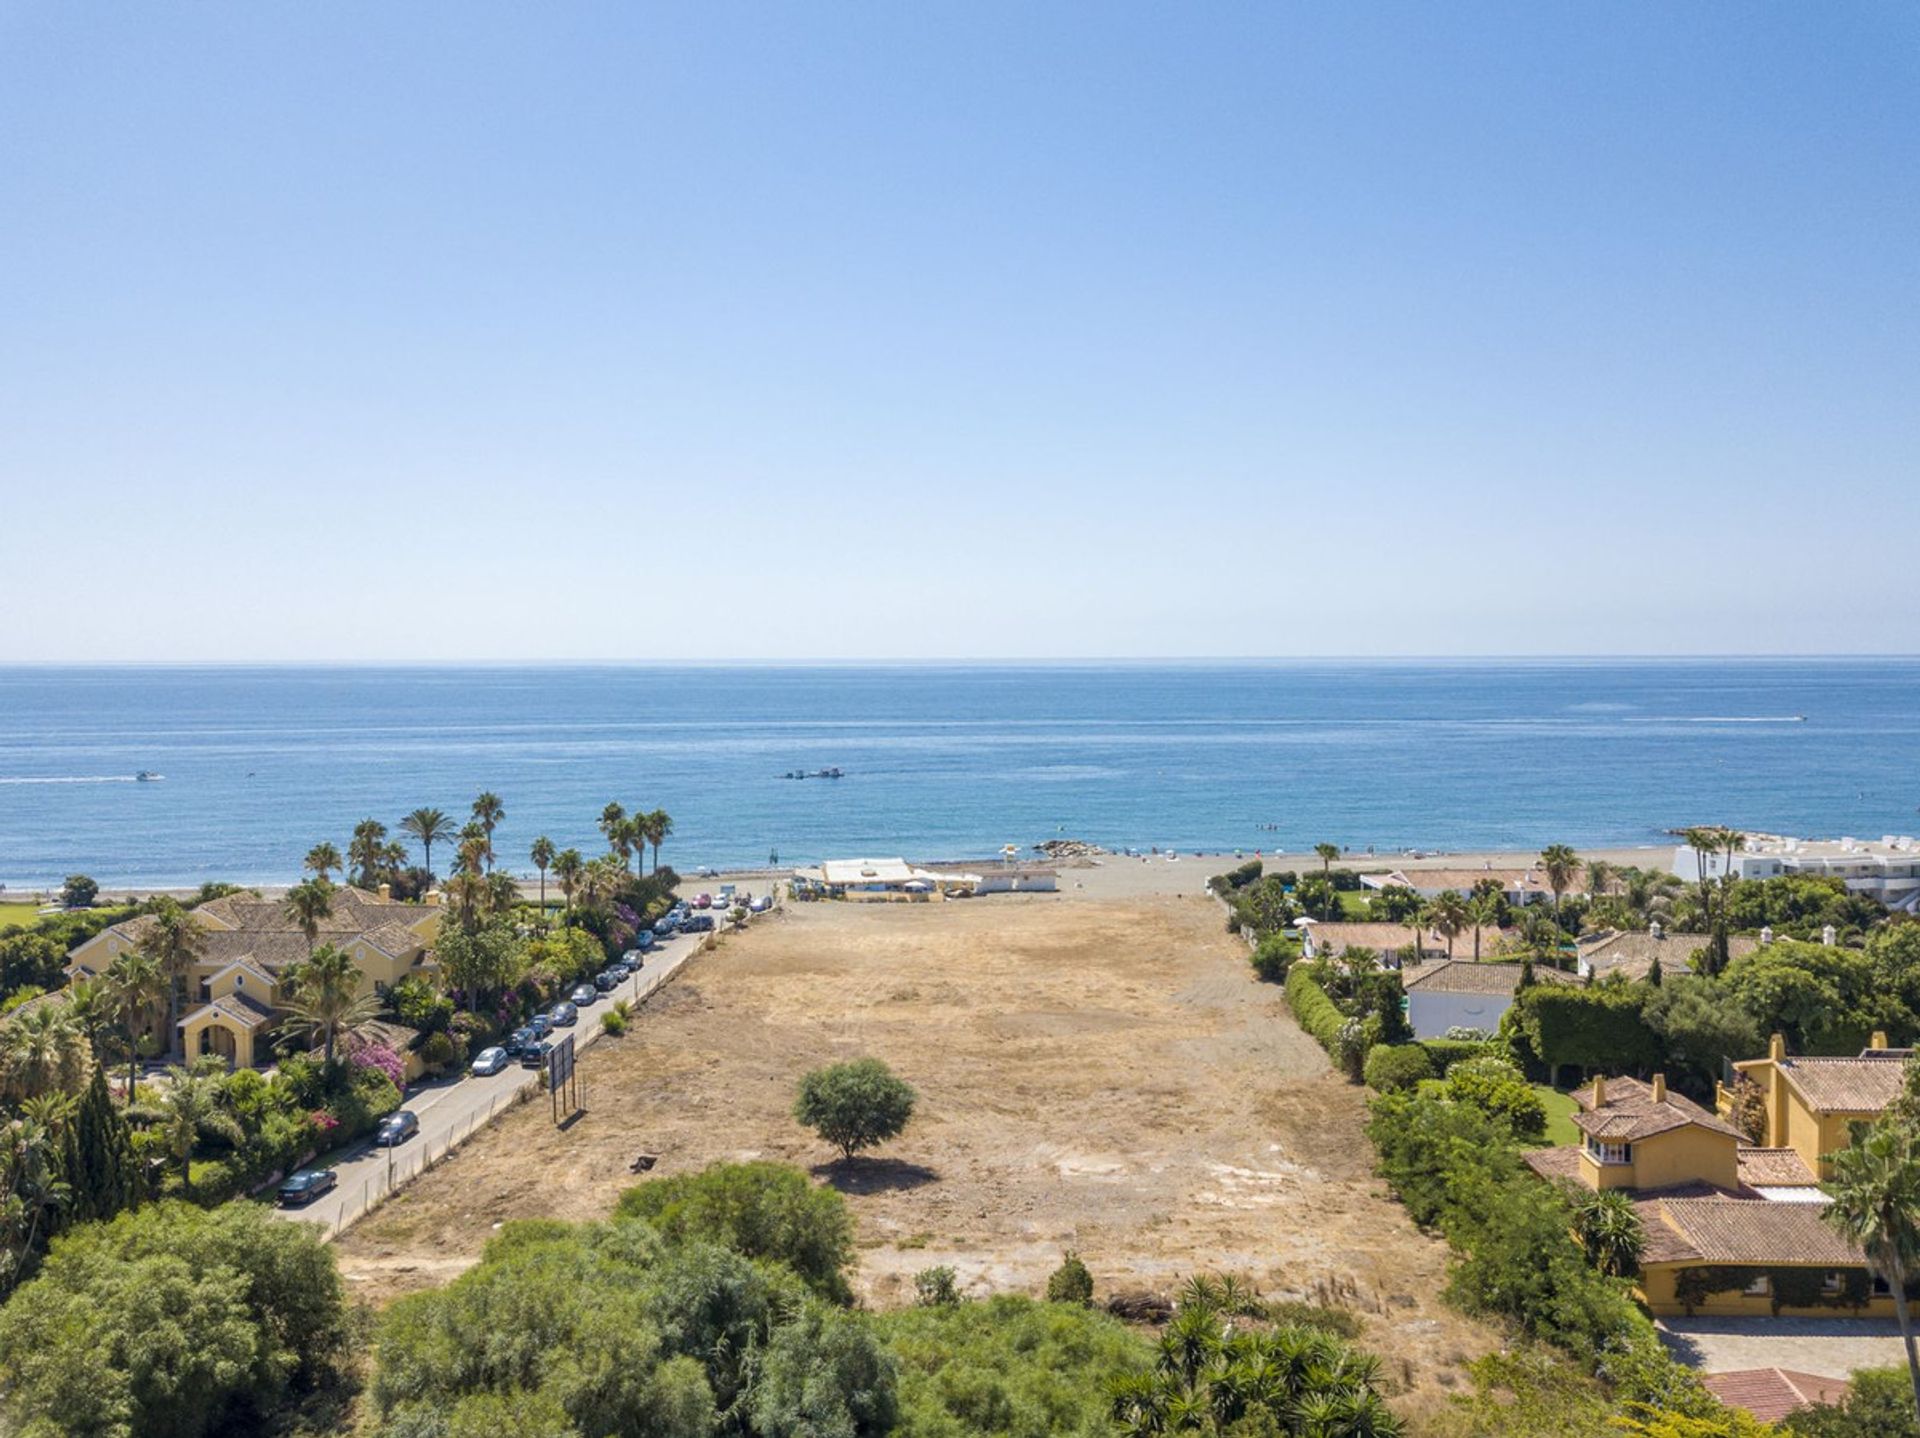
xmin=1446 ymin=1056 xmax=1547 ymax=1137
xmin=1045 ymin=1251 xmax=1094 ymax=1305
xmin=601 ymin=1008 xmax=628 ymax=1036
xmin=1250 ymin=932 xmax=1296 ymax=983
xmin=914 ymin=1266 xmax=960 ymax=1307
xmin=793 ymin=1058 xmax=916 ymax=1162
xmin=348 ymin=1038 xmax=407 ymax=1089
xmin=418 ymin=1031 xmax=456 ymax=1073
xmin=1363 ymin=1043 xmax=1434 ymax=1093
xmin=1283 ymin=968 xmax=1345 ymax=1052
xmin=1418 ymin=1037 xmax=1495 ymax=1076
xmin=613 ymin=1160 xmax=856 ymax=1303
xmin=1260 ymin=1299 xmax=1362 ymax=1338
xmin=876 ymin=1295 xmax=1148 ymax=1438
xmin=1784 ymin=1367 xmax=1920 ymax=1437
xmin=372 ymin=1216 xmax=880 ymax=1437
xmin=1332 ymin=1016 xmax=1375 ymax=1082
xmin=0 ymin=1200 xmax=349 ymax=1437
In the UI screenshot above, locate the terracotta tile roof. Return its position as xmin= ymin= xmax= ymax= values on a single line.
xmin=1576 ymin=930 xmax=1760 ymax=980
xmin=1401 ymin=959 xmax=1578 ymax=995
xmin=1648 ymin=1197 xmax=1864 ymax=1267
xmin=1737 ymin=1147 xmax=1820 ymax=1188
xmin=1570 ymin=1075 xmax=1746 ymax=1143
xmin=1702 ymin=1369 xmax=1848 ymax=1424
xmin=1367 ymin=867 xmax=1572 ymax=897
xmin=1775 ymin=1056 xmax=1909 ymax=1115
xmin=359 ymin=921 xmax=427 ymax=959
xmin=1522 ymin=1146 xmax=1584 ymax=1183
xmin=182 ymin=992 xmax=276 ymax=1030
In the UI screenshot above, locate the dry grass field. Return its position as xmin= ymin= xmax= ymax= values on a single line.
xmin=336 ymin=887 xmax=1501 ymax=1412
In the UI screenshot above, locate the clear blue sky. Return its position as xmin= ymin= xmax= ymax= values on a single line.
xmin=2 ymin=4 xmax=1915 ymax=660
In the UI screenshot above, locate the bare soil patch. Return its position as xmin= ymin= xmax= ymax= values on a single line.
xmin=337 ymin=892 xmax=1499 ymax=1409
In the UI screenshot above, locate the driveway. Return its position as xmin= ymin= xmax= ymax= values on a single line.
xmin=270 ymin=919 xmax=719 ymax=1239
xmin=1659 ymin=1315 xmax=1910 ymax=1378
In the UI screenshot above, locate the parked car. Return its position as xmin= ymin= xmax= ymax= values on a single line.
xmin=470 ymin=1045 xmax=509 ymax=1075
xmin=569 ymin=983 xmax=598 ymax=1007
xmin=684 ymin=913 xmax=716 ymax=933
xmin=749 ymin=896 xmax=773 ymax=913
xmin=526 ymin=1014 xmax=553 ymax=1040
xmin=374 ymin=1110 xmax=419 ymax=1146
xmin=548 ymin=1001 xmax=578 ymax=1027
xmin=693 ymin=893 xmax=713 ymax=909
xmin=278 ymin=1168 xmax=337 ymax=1206
xmin=630 ymin=931 xmax=655 ymax=952
xmin=594 ymin=970 xmax=621 ymax=992
xmin=503 ymin=1026 xmax=538 ymax=1056
xmin=653 ymin=916 xmax=680 ymax=935
xmin=521 ymin=1039 xmax=554 ymax=1069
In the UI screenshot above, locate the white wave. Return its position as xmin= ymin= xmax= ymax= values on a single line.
xmin=1620 ymin=716 xmax=1806 ymax=725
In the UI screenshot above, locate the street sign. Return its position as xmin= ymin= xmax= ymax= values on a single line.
xmin=548 ymin=1033 xmax=581 ymax=1124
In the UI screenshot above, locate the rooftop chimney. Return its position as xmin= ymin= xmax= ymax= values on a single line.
xmin=1822 ymin=924 xmax=1837 ymax=947
xmin=1592 ymin=1074 xmax=1607 ymax=1107
xmin=1770 ymin=1032 xmax=1787 ymax=1062
xmin=1652 ymin=1073 xmax=1667 ymax=1103
xmin=1760 ymin=925 xmax=1774 ymax=946
xmin=1872 ymin=1031 xmax=1890 ymax=1050
xmin=378 ymin=882 xmax=392 ymax=902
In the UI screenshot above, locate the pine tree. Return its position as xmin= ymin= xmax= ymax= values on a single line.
xmin=1646 ymin=956 xmax=1663 ymax=988
xmin=59 ymin=1068 xmax=141 ymax=1229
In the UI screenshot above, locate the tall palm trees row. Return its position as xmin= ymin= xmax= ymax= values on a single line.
xmin=300 ymin=794 xmax=673 ymax=895
xmin=520 ymin=803 xmax=674 ymax=921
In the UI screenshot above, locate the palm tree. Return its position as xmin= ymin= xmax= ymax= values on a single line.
xmin=1572 ymin=1188 xmax=1644 ymax=1278
xmin=470 ymin=793 xmax=505 ymax=871
xmin=145 ymin=898 xmax=202 ymax=1054
xmin=611 ymin=815 xmax=643 ymax=872
xmin=0 ymin=1005 xmax=91 ymax=1102
xmin=1824 ymin=1121 xmax=1920 ymax=1427
xmin=282 ymin=877 xmax=335 ymax=955
xmin=1585 ymin=859 xmax=1615 ymax=903
xmin=281 ymin=944 xmax=382 ymax=1070
xmin=530 ymin=836 xmax=556 ymax=921
xmin=599 ymin=802 xmax=627 ymax=853
xmin=154 ymin=1065 xmax=242 ymax=1193
xmin=1428 ymin=890 xmax=1470 ymax=960
xmin=61 ymin=978 xmax=113 ymax=1066
xmin=645 ymin=809 xmax=673 ymax=874
xmin=102 ymin=951 xmax=166 ymax=1104
xmin=552 ymin=848 xmax=585 ymax=916
xmin=400 ymin=807 xmax=454 ymax=881
xmin=0 ymin=1111 xmax=70 ymax=1287
xmin=1539 ymin=844 xmax=1580 ymax=921
xmin=303 ymin=842 xmax=343 ymax=883
xmin=1314 ymin=843 xmax=1340 ymax=876
xmin=348 ymin=818 xmax=391 ymax=889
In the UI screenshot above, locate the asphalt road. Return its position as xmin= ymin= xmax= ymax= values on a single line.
xmin=270 ymin=917 xmax=718 ymax=1238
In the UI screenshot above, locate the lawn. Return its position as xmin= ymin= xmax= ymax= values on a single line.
xmin=1534 ymin=1085 xmax=1581 ymax=1145
xmin=0 ymin=902 xmax=48 ymax=930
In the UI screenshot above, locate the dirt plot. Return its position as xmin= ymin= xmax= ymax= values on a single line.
xmin=337 ymin=892 xmax=1500 ymax=1407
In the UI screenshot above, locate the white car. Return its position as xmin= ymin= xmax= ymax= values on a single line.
xmin=470 ymin=1046 xmax=510 ymax=1076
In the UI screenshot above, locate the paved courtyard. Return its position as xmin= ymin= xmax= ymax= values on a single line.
xmin=1660 ymin=1315 xmax=1909 ymax=1378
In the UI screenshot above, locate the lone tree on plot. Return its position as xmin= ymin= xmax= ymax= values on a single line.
xmin=794 ymin=1057 xmax=916 ymax=1162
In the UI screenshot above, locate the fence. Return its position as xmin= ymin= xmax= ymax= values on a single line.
xmin=325 ymin=1080 xmax=539 ymax=1239
xmin=310 ymin=901 xmax=773 ymax=1241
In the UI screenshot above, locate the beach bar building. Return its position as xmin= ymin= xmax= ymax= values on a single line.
xmin=791 ymin=858 xmax=982 ymax=901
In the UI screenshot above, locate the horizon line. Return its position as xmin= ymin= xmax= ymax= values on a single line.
xmin=1 ymin=653 xmax=1919 ymax=670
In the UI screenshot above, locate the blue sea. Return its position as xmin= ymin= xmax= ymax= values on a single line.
xmin=1 ymin=661 xmax=1918 ymax=890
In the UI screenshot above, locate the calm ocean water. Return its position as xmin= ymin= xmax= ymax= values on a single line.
xmin=1 ymin=661 xmax=1918 ymax=889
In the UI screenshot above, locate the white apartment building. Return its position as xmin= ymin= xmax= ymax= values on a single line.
xmin=1672 ymin=834 xmax=1920 ymax=913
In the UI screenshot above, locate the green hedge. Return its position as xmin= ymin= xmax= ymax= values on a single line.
xmin=1363 ymin=1043 xmax=1434 ymax=1093
xmin=1418 ymin=1038 xmax=1497 ymax=1076
xmin=1285 ymin=969 xmax=1345 ymax=1052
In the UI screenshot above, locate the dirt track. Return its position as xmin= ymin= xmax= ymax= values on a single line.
xmin=336 ymin=890 xmax=1499 ymax=1409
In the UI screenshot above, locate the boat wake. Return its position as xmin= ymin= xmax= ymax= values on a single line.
xmin=0 ymin=775 xmax=147 ymax=785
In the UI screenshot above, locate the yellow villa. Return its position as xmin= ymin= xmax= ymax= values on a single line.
xmin=68 ymin=885 xmax=440 ymax=1069
xmin=1526 ymin=1071 xmax=1902 ymax=1318
xmin=1719 ymin=1031 xmax=1909 ymax=1182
